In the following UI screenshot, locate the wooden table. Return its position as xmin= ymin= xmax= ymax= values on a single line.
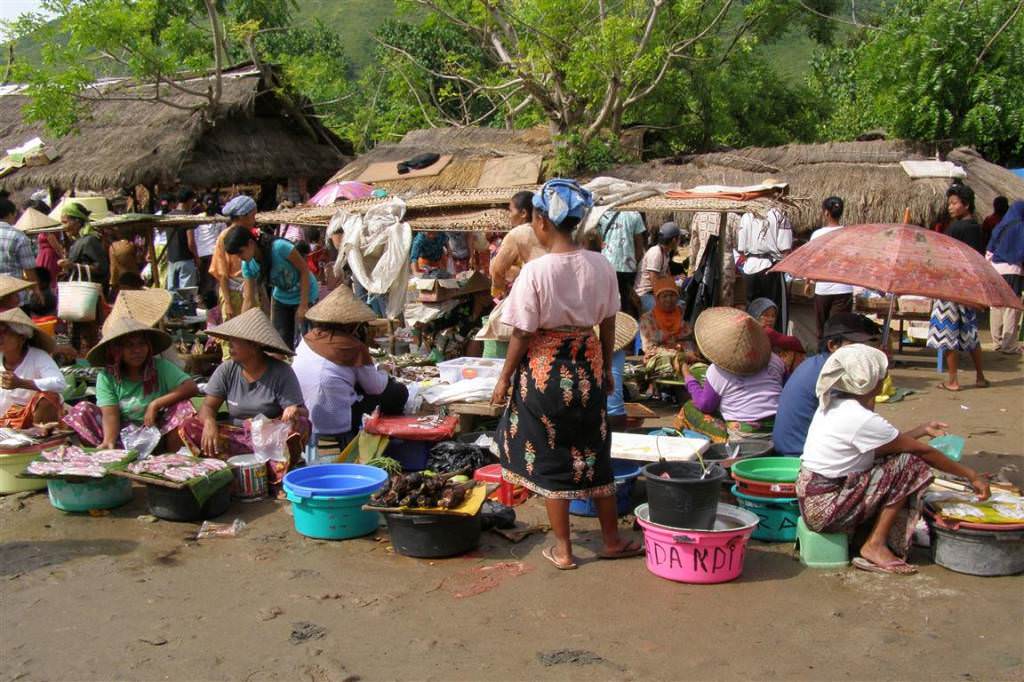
xmin=448 ymin=401 xmax=503 ymax=433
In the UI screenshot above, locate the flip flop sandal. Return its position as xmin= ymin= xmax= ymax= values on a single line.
xmin=936 ymin=382 xmax=961 ymax=392
xmin=542 ymin=546 xmax=577 ymax=570
xmin=852 ymin=556 xmax=917 ymax=575
xmin=975 ymin=379 xmax=991 ymax=388
xmin=597 ymin=540 xmax=645 ymax=560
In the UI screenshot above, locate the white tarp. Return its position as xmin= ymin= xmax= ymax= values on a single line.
xmin=900 ymin=160 xmax=967 ymax=179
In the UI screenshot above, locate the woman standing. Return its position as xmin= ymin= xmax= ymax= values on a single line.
xmin=210 ymin=196 xmax=250 ymax=321
xmin=490 ymin=179 xmax=641 ymax=570
xmin=59 ymin=202 xmax=109 ymax=353
xmin=986 ymin=201 xmax=1024 ymax=355
xmin=928 ymin=184 xmax=988 ymax=391
xmin=224 ymin=218 xmax=318 ymax=350
xmin=28 ymin=200 xmax=63 ymax=291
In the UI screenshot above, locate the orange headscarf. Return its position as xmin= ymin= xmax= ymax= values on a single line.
xmin=651 ymin=276 xmax=683 ymax=337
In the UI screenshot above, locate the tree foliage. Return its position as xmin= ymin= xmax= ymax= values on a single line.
xmin=808 ymin=0 xmax=1024 ymax=163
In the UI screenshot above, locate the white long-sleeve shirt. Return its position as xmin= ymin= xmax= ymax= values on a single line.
xmin=0 ymin=346 xmax=67 ymax=414
xmin=291 ymin=339 xmax=389 ymax=436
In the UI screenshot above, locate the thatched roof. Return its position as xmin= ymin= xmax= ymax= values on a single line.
xmin=0 ymin=65 xmax=350 ymax=191
xmin=600 ymin=140 xmax=1024 ymax=232
xmin=329 ymin=125 xmax=553 ymax=191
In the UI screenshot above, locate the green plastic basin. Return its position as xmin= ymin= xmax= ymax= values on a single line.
xmin=730 ymin=456 xmax=800 ymax=484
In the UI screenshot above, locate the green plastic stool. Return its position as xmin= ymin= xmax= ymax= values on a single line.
xmin=796 ymin=517 xmax=850 ymax=568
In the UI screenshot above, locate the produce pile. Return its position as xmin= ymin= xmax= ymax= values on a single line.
xmin=127 ymin=453 xmax=228 ymax=483
xmin=25 ymin=445 xmax=135 ymax=478
xmin=370 ymin=471 xmax=471 ymax=509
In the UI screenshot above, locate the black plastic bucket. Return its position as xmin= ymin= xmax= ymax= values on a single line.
xmin=385 ymin=512 xmax=482 ymax=558
xmin=145 ymin=481 xmax=232 ymax=522
xmin=642 ymin=461 xmax=728 ymax=530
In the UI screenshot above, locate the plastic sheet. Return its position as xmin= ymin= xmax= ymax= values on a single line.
xmin=121 ymin=424 xmax=161 ymax=459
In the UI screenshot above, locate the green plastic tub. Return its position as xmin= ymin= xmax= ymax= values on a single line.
xmin=730 ymin=456 xmax=801 ymax=484
xmin=47 ymin=476 xmax=134 ymax=512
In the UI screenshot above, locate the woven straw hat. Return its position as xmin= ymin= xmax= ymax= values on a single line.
xmin=694 ymin=307 xmax=771 ymax=376
xmin=205 ymin=308 xmax=294 ymax=356
xmin=0 ymin=307 xmax=56 ymax=354
xmin=305 ymin=286 xmax=376 ymax=325
xmin=87 ymin=317 xmax=172 ymax=367
xmin=104 ymin=289 xmax=172 ymax=334
xmin=593 ymin=312 xmax=638 ymax=353
xmin=0 ymin=275 xmax=32 ymax=301
xmin=15 ymin=207 xmax=60 ymax=231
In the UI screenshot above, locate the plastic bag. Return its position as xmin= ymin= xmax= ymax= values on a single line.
xmin=249 ymin=415 xmax=289 ymax=463
xmin=427 ymin=441 xmax=497 ymax=474
xmin=121 ymin=424 xmax=161 ymax=459
xmin=195 ymin=519 xmax=246 ymax=539
xmin=480 ymin=500 xmax=516 ymax=530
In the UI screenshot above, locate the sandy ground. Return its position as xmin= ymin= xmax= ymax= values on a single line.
xmin=1 ymin=346 xmax=1022 ymax=682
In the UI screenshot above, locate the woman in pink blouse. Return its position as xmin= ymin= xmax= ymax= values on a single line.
xmin=490 ymin=179 xmax=642 ymax=570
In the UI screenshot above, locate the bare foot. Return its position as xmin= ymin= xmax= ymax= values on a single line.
xmin=859 ymin=542 xmax=915 ymax=575
xmin=975 ymin=378 xmax=990 ymax=388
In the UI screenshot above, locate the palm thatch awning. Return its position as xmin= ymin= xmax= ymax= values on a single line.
xmin=600 ymin=140 xmax=1024 ymax=232
xmin=0 ymin=65 xmax=350 ymax=192
xmin=329 ymin=126 xmax=553 ymax=192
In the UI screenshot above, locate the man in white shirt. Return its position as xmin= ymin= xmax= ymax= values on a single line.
xmin=809 ymin=196 xmax=854 ymax=339
xmin=737 ymin=206 xmax=792 ymax=330
xmin=195 ymin=193 xmax=225 ymax=297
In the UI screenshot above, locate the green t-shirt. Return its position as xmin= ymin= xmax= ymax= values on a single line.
xmin=95 ymin=358 xmax=191 ymax=423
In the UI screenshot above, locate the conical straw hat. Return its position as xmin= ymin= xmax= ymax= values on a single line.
xmin=104 ymin=289 xmax=173 ymax=334
xmin=0 ymin=275 xmax=32 ymax=301
xmin=0 ymin=307 xmax=56 ymax=354
xmin=205 ymin=308 xmax=294 ymax=356
xmin=15 ymin=207 xmax=60 ymax=231
xmin=305 ymin=286 xmax=376 ymax=325
xmin=594 ymin=312 xmax=638 ymax=352
xmin=694 ymin=307 xmax=771 ymax=376
xmin=86 ymin=317 xmax=172 ymax=367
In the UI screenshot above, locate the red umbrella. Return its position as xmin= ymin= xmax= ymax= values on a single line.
xmin=772 ymin=223 xmax=1022 ymax=310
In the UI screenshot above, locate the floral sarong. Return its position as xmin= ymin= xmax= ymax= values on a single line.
xmin=674 ymin=400 xmax=774 ymax=444
xmin=496 ymin=330 xmax=614 ymax=500
xmin=63 ymin=399 xmax=196 ymax=446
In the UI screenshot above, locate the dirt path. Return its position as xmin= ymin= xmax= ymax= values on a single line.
xmin=1 ymin=348 xmax=1022 ymax=682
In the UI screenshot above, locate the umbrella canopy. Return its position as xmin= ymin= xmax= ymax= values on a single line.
xmin=772 ymin=223 xmax=1022 ymax=310
xmin=309 ymin=181 xmax=374 ymax=207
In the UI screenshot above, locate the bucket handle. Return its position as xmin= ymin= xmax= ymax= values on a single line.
xmin=672 ymin=534 xmax=696 ymax=543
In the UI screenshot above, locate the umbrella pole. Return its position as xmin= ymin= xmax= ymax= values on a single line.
xmin=881 ymin=293 xmax=896 ymax=353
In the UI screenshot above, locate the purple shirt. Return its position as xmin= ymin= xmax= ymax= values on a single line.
xmin=686 ymin=355 xmax=785 ymax=422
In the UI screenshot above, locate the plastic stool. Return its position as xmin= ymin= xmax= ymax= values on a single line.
xmin=796 ymin=517 xmax=850 ymax=568
xmin=473 ymin=463 xmax=529 ymax=506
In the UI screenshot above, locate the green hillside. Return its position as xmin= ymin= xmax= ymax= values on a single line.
xmin=294 ymin=0 xmax=400 ymax=70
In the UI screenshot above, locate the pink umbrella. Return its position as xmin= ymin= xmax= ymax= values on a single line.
xmin=309 ymin=181 xmax=374 ymax=206
xmin=771 ymin=223 xmax=1022 ymax=346
xmin=772 ymin=224 xmax=1021 ymax=310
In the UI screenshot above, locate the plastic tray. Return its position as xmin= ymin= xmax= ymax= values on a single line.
xmin=436 ymin=357 xmax=505 ymax=384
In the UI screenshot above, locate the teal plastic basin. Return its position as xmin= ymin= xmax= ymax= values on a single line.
xmin=47 ymin=476 xmax=134 ymax=512
xmin=730 ymin=456 xmax=801 ymax=483
xmin=285 ymin=490 xmax=380 ymax=540
xmin=731 ymin=485 xmax=799 ymax=542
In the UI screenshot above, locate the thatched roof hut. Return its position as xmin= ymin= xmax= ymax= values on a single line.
xmin=329 ymin=126 xmax=553 ymax=192
xmin=0 ymin=65 xmax=350 ymax=192
xmin=601 ymin=140 xmax=1024 ymax=232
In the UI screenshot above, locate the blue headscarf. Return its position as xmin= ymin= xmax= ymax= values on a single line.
xmin=222 ymin=195 xmax=257 ymax=218
xmin=747 ymin=297 xmax=777 ymax=321
xmin=987 ymin=200 xmax=1024 ymax=266
xmin=531 ymin=178 xmax=593 ymax=227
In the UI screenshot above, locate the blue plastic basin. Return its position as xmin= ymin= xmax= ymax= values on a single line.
xmin=47 ymin=476 xmax=133 ymax=512
xmin=283 ymin=463 xmax=388 ymax=498
xmin=569 ymin=459 xmax=643 ymax=517
xmin=283 ymin=464 xmax=388 ymax=540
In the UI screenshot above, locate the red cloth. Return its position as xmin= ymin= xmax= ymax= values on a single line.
xmin=362 ymin=414 xmax=458 ymax=442
xmin=765 ymin=327 xmax=804 ymax=354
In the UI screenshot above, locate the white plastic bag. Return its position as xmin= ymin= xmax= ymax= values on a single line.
xmin=249 ymin=415 xmax=289 ymax=463
xmin=121 ymin=424 xmax=161 ymax=459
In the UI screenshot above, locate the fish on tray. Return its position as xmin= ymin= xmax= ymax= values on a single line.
xmin=128 ymin=454 xmax=228 ymax=483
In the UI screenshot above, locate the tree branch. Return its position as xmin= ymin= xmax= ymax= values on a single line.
xmin=795 ymin=0 xmax=887 ymax=32
xmin=973 ymin=0 xmax=1022 ymax=70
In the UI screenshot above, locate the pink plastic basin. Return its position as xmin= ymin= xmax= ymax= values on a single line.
xmin=635 ymin=503 xmax=759 ymax=584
